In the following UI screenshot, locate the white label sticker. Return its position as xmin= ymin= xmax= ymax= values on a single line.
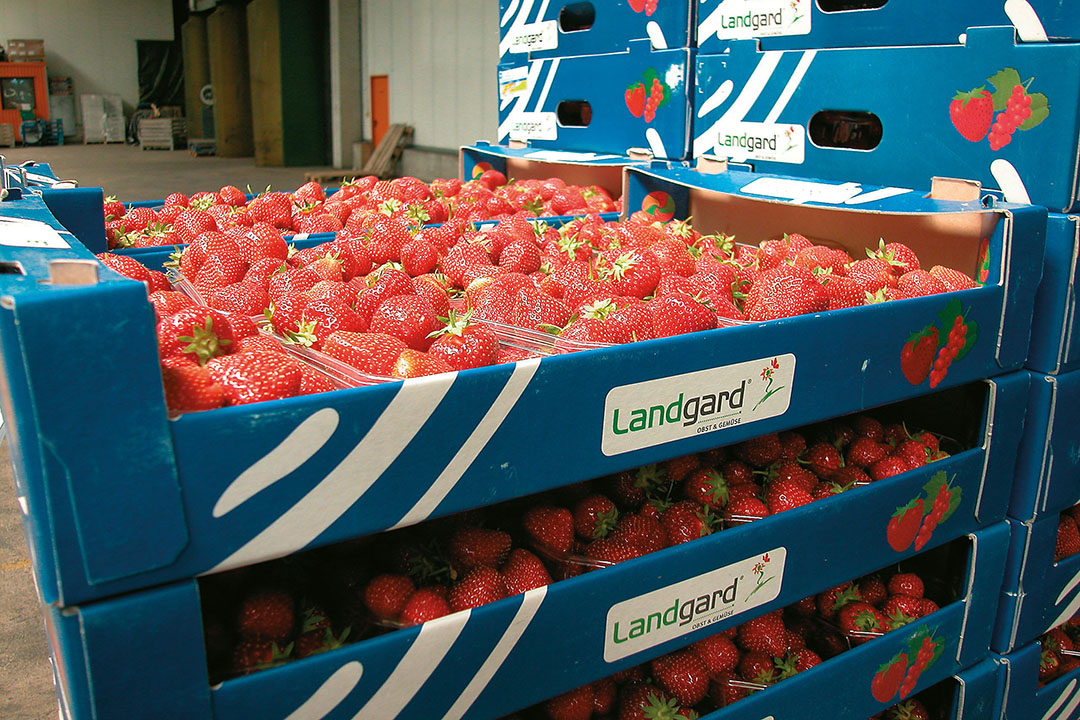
xmin=740 ymin=177 xmax=864 ymax=205
xmin=703 ymin=0 xmax=812 ymax=41
xmin=714 ymin=122 xmax=805 ymax=164
xmin=602 ymin=354 xmax=794 ymax=456
xmin=523 ymin=150 xmax=620 ymax=162
xmin=498 ymin=66 xmax=529 ymax=101
xmin=509 ymin=112 xmax=558 ymax=142
xmin=507 ymin=20 xmax=559 ymax=53
xmin=605 ymin=548 xmax=786 ymax=662
xmin=0 ymin=217 xmax=72 ymax=249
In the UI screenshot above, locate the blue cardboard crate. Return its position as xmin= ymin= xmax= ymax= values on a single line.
xmin=995 ymin=513 xmax=1080 ymax=655
xmin=1028 ymin=214 xmax=1080 ymax=376
xmin=498 ymin=0 xmax=693 ymax=61
xmin=497 ymin=40 xmax=694 ymax=160
xmin=693 ymin=644 xmax=1006 ymax=720
xmin=697 ymin=0 xmax=1079 ymax=54
xmin=1009 ymin=370 xmax=1080 ymax=523
xmin=693 ymin=27 xmax=1080 ymax=212
xmin=461 ymin=142 xmax=634 ymax=202
xmin=0 ymin=166 xmax=1044 ymax=608
xmin=40 ymin=507 xmax=1010 ymax=719
xmin=997 ymin=638 xmax=1080 ymax=719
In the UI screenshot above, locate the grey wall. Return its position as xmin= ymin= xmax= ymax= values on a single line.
xmin=361 ymin=0 xmax=498 ymax=153
xmin=0 ymin=0 xmax=174 ymax=116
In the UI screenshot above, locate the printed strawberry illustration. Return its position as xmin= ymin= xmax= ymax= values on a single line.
xmin=887 ymin=498 xmax=925 ymax=552
xmin=900 ymin=325 xmax=939 ymax=386
xmin=871 ymin=652 xmax=908 ymax=703
xmin=913 ymin=472 xmax=961 ymax=551
xmin=928 ymin=300 xmax=977 ymax=389
xmin=625 ymin=82 xmax=646 ymax=118
xmin=949 ymin=87 xmax=994 ymax=142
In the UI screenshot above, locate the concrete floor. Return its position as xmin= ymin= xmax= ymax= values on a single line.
xmin=1 ymin=142 xmax=337 ymax=201
xmin=0 ymin=142 xmax=345 ymax=718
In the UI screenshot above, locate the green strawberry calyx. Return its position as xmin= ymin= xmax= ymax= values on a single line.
xmin=952 ymin=86 xmax=989 ymax=106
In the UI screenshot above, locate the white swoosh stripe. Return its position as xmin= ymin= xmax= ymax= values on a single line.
xmin=1005 ymin=0 xmax=1050 ymax=42
xmin=1043 ymin=680 xmax=1076 ymax=720
xmin=499 ymin=0 xmax=537 ymax=55
xmin=283 ymin=662 xmax=363 ymax=720
xmin=1055 ymin=565 xmax=1080 ymax=606
xmin=646 ymin=21 xmax=667 ymax=49
xmin=1049 ymin=682 xmax=1080 ymax=720
xmin=693 ymin=52 xmax=783 ymax=158
xmin=991 ymin=159 xmax=1033 ymax=205
xmin=645 ymin=128 xmax=668 ymax=161
xmin=214 ymin=408 xmax=340 ymax=518
xmin=394 ymin=360 xmax=539 ymax=529
xmin=442 ymin=586 xmax=548 ymax=720
xmin=698 ymin=1 xmax=729 ymax=42
xmin=500 ymin=0 xmax=523 ymax=27
xmin=210 ymin=374 xmax=456 ymax=573
xmin=535 ymin=58 xmax=559 ymax=112
xmin=764 ymin=50 xmax=816 ymax=123
xmin=354 ymin=611 xmax=471 ymax=719
xmin=499 ymin=62 xmax=546 ymax=136
xmin=697 ymin=79 xmax=733 ymax=119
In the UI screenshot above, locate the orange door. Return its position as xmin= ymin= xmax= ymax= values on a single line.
xmin=371 ymin=75 xmax=389 ymax=147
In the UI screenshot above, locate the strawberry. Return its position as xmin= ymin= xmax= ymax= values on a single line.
xmin=888 ymin=573 xmax=925 ymax=598
xmin=612 ymin=513 xmax=667 ymax=554
xmin=619 ymin=684 xmax=689 ymax=720
xmin=544 ymin=684 xmax=595 ymax=720
xmin=746 ymin=264 xmax=829 ymax=321
xmin=500 ymin=548 xmax=552 ymax=595
xmin=661 ymin=500 xmax=712 ymax=545
xmin=950 ymin=86 xmax=994 ymax=142
xmin=764 ymin=479 xmax=813 ymax=514
xmin=573 ymin=494 xmax=619 ymax=540
xmin=363 ymin=574 xmax=415 ymax=620
xmin=649 ymin=292 xmax=718 ymax=337
xmin=400 ymin=237 xmax=439 ymax=276
xmin=230 ymin=639 xmax=292 ymax=675
xmin=161 ymin=361 xmax=226 ymax=415
xmin=708 ymin=672 xmax=748 ymax=708
xmin=158 ymin=307 xmax=235 ymax=365
xmin=522 ymin=506 xmax=574 ymax=554
xmin=723 ymin=496 xmax=769 ymax=523
xmin=736 ymin=611 xmax=788 ymax=656
xmin=652 ymin=650 xmax=709 ymax=706
xmin=448 ymin=566 xmax=506 ymax=612
xmin=691 ymin=634 xmax=741 ymax=677
xmin=886 ymin=699 xmax=930 ymax=720
xmin=247 ymin=192 xmax=293 ymax=229
xmin=206 ymin=351 xmax=303 ymax=405
xmin=898 ymin=270 xmax=946 ymax=297
xmin=846 ymin=437 xmax=887 ymax=468
xmin=858 ymin=576 xmax=888 ymax=606
xmin=817 ymin=583 xmax=861 ymax=619
xmin=210 ymin=283 xmax=269 ymax=316
xmin=837 ymin=601 xmax=887 ymax=643
xmin=893 ymin=440 xmax=929 ymax=469
xmin=294 ymin=625 xmax=350 ymax=659
xmin=149 ymin=290 xmax=195 ymax=322
xmin=323 ymin=331 xmax=407 ymax=376
xmin=427 ymin=311 xmax=499 ymax=371
xmin=96 ymin=252 xmax=153 ymax=283
xmin=804 ymin=442 xmax=843 ymax=479
xmin=928 ymin=265 xmax=978 ymax=291
xmin=399 ymin=588 xmax=451 ymax=626
xmin=448 ymin=526 xmax=512 ymax=571
xmin=869 ymin=456 xmax=910 ymax=481
xmin=584 ymin=535 xmax=641 ymax=565
xmin=237 ymin=590 xmax=296 ymax=642
xmin=369 ymin=294 xmax=441 ymax=351
xmin=847 ymin=258 xmax=899 ymax=294
xmin=1057 ymin=514 xmax=1080 ymax=561
xmin=901 ymin=326 xmax=939 ymax=385
xmin=822 ymin=275 xmax=867 ymax=311
xmin=682 ymin=469 xmax=729 ymax=510
xmin=390 ymin=349 xmax=453 ymax=379
xmin=881 ymin=595 xmax=923 ymax=624
xmin=597 ymin=248 xmax=661 ymax=298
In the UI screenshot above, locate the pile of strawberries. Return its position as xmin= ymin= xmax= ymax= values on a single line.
xmin=1038 ymin=614 xmax=1080 ymax=686
xmin=1056 ymin=505 xmax=1080 ymax=561
xmin=499 ymin=566 xmax=941 ymax=720
xmin=102 ymin=172 xmax=618 ymax=249
xmin=198 ymin=408 xmax=953 ymax=682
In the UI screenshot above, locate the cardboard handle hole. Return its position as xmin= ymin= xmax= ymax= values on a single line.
xmin=558 ymin=2 xmax=595 ymax=32
xmin=808 ymin=110 xmax=882 ymax=151
xmin=0 ymin=261 xmax=24 ymax=275
xmin=817 ymin=0 xmax=887 ymax=11
xmin=557 ymin=100 xmax=592 ymax=127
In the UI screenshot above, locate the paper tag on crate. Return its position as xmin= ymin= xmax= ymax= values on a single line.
xmin=702 ymin=0 xmax=812 ymax=41
xmin=510 ymin=112 xmax=559 ymax=142
xmin=507 ymin=20 xmax=559 ymax=53
xmin=499 ymin=66 xmax=530 ymax=101
xmin=0 ymin=217 xmax=71 ymax=249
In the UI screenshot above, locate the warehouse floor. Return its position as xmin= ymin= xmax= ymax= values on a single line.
xmin=1 ymin=143 xmax=337 ymax=201
xmin=0 ymin=142 xmax=343 ymax=719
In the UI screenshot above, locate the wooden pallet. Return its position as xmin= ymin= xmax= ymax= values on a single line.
xmin=304 ymin=124 xmax=413 ymax=184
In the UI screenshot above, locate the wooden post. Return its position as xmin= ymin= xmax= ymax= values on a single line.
xmin=207 ymin=4 xmax=253 ymax=157
xmin=180 ymin=16 xmax=209 ymax=139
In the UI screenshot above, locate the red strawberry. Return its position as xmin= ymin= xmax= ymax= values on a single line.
xmin=950 ymin=87 xmax=994 ymax=142
xmin=522 ymin=506 xmax=575 ymax=554
xmin=898 ymin=270 xmax=947 ymax=297
xmin=837 ymin=601 xmax=887 ymax=643
xmin=1057 ymin=514 xmax=1080 ymax=561
xmin=160 ymin=362 xmax=227 ymax=414
xmin=817 ymin=583 xmax=861 ymax=619
xmin=448 ymin=526 xmax=512 ymax=571
xmin=427 ymin=311 xmax=499 ymax=371
xmin=368 ymin=294 xmax=441 ymax=351
xmin=887 ymin=499 xmax=925 ymax=552
xmin=390 ymin=348 xmax=453 ymax=379
xmin=846 ymin=436 xmax=887 ymax=468
xmin=858 ymin=576 xmax=888 ymax=607
xmin=871 ymin=653 xmax=909 ymax=703
xmin=652 ymin=650 xmax=709 ymax=706
xmin=882 ymin=595 xmax=923 ymax=625
xmin=597 ymin=248 xmax=661 ymax=299
xmin=573 ymin=494 xmax=619 ymax=540
xmin=500 ymin=548 xmax=551 ymax=596
xmin=448 ymin=567 xmax=506 ymax=612
xmin=888 ymin=573 xmax=925 ymax=598
xmin=149 ymin=290 xmax=195 ymax=322
xmin=612 ymin=513 xmax=667 ymax=554
xmin=764 ymin=479 xmax=813 ymax=514
xmin=661 ymin=500 xmax=713 ymax=545
xmin=723 ymin=497 xmax=769 ymax=524
xmin=691 ymin=634 xmax=741 ymax=677
xmin=682 ymin=469 xmax=730 ymax=510
xmin=886 ymin=699 xmax=930 ymax=720
xmin=584 ymin=535 xmax=641 ymax=565
xmin=804 ymin=442 xmax=843 ymax=479
xmin=236 ymin=590 xmax=295 ymax=642
xmin=893 ymin=439 xmax=929 ymax=469
xmin=734 ymin=433 xmax=782 ymax=468
xmin=158 ymin=306 xmax=236 ymax=365
xmin=736 ymin=611 xmax=788 ymax=656
xmin=928 ymin=265 xmax=978 ymax=291
xmin=363 ymin=573 xmax=415 ymax=620
xmin=746 ymin=264 xmax=829 ymax=321
xmin=206 ymin=351 xmax=303 ymax=405
xmin=294 ymin=625 xmax=351 ymax=659
xmin=230 ymin=639 xmax=292 ymax=675
xmin=649 ymin=292 xmax=718 ymax=337
xmin=869 ymin=456 xmax=910 ymax=481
